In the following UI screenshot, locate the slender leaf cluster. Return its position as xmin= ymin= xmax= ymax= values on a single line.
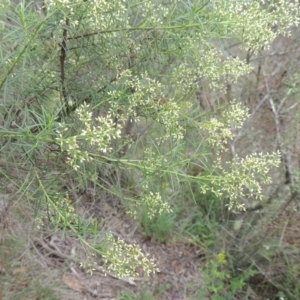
xmin=0 ymin=0 xmax=297 ymax=279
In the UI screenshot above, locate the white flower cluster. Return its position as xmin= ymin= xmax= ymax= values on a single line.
xmin=79 ymin=256 xmax=97 ymax=276
xmin=0 ymin=0 xmax=9 ymax=11
xmin=34 ymin=193 xmax=81 ymax=229
xmin=156 ymin=99 xmax=186 ymax=141
xmin=171 ymin=36 xmax=253 ymax=91
xmin=213 ymin=151 xmax=281 ymax=209
xmin=169 ymin=0 xmax=298 ymax=93
xmin=109 ymin=70 xmax=165 ymax=119
xmin=102 ymin=233 xmax=158 ymax=279
xmin=109 ymin=70 xmax=184 ymax=141
xmin=56 ymin=102 xmax=121 ymax=170
xmin=200 ymin=100 xmax=280 ymax=209
xmin=130 ymin=189 xmax=172 ymax=220
xmin=45 ymin=0 xmax=127 ymax=28
xmin=211 ymin=0 xmax=300 ymax=53
xmin=201 ymin=101 xmax=250 ymax=152
xmin=45 ymin=0 xmax=168 ymax=33
xmin=224 ymin=101 xmax=250 ymax=129
xmin=140 ymin=147 xmax=168 ymax=177
xmin=50 ymin=193 xmax=79 ymax=226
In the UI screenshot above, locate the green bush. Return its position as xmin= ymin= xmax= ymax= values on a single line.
xmin=0 ymin=0 xmax=298 ymax=280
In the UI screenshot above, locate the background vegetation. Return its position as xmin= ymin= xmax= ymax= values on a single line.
xmin=1 ymin=0 xmax=300 ymax=299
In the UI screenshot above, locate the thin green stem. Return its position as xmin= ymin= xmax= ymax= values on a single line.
xmin=0 ymin=15 xmax=50 ymax=90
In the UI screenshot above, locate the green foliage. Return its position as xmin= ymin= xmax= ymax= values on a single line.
xmin=117 ymin=290 xmax=155 ymax=300
xmin=140 ymin=210 xmax=176 ymax=243
xmin=117 ymin=289 xmax=156 ymax=300
xmin=0 ymin=0 xmax=298 ymax=282
xmin=116 ymin=283 xmax=171 ymax=299
xmin=183 ymin=210 xmax=218 ymax=247
xmin=276 ymin=253 xmax=300 ymax=299
xmin=197 ymin=252 xmax=257 ymax=300
xmin=30 ymin=284 xmax=60 ymax=300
